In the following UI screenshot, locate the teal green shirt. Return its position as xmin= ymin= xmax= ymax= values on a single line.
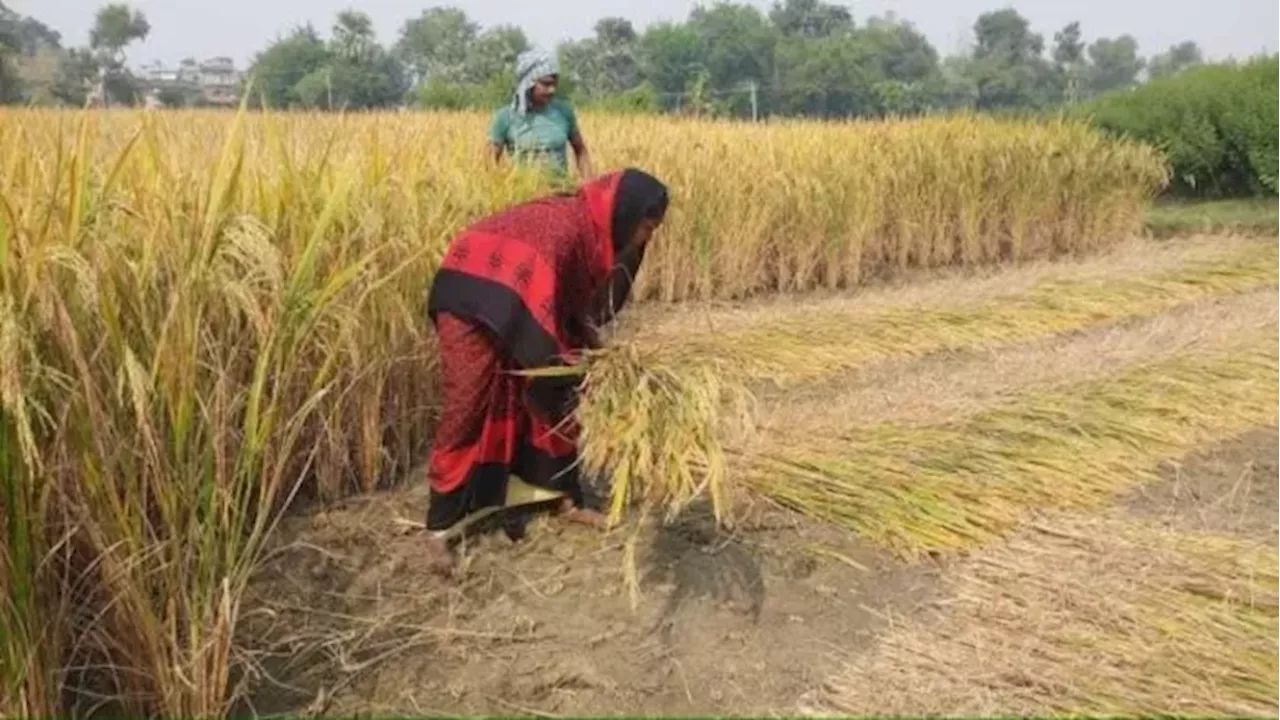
xmin=489 ymin=99 xmax=579 ymax=176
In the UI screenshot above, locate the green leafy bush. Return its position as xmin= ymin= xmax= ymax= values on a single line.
xmin=1083 ymin=56 xmax=1278 ymax=197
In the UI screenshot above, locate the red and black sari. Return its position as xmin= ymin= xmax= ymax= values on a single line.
xmin=424 ymin=168 xmax=669 ymax=531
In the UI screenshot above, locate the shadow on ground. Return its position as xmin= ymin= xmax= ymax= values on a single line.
xmin=238 ymin=485 xmax=937 ymax=717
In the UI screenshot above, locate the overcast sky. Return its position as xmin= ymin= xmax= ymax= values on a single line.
xmin=13 ymin=0 xmax=1279 ymax=70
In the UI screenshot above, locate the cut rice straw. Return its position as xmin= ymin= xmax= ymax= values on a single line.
xmin=520 ymin=343 xmax=757 ymax=607
xmin=551 ymin=243 xmax=1275 ymax=604
xmin=636 ymin=239 xmax=1277 ymax=389
xmin=807 ymin=512 xmax=1278 ymax=716
xmin=748 ymin=330 xmax=1278 ymax=558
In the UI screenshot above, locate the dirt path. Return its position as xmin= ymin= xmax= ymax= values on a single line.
xmin=243 ymin=427 xmax=1278 ymax=718
xmin=1127 ymin=427 xmax=1279 ymax=541
xmin=240 ymin=236 xmax=1278 ymax=717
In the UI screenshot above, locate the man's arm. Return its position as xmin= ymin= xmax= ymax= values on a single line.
xmin=569 ymin=128 xmax=594 ymax=180
xmin=488 ymin=109 xmax=509 ymax=167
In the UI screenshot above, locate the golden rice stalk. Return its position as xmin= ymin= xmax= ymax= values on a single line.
xmin=1 ymin=108 xmax=1168 ymax=303
xmin=809 ymin=512 xmax=1278 ymax=716
xmin=644 ymin=239 xmax=1278 ymax=389
xmin=575 ymin=343 xmax=757 ymax=529
xmin=747 ymin=331 xmax=1279 ymax=558
xmin=526 ymin=344 xmax=756 ymax=607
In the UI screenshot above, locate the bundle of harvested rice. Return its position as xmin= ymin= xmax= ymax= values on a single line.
xmin=747 ymin=332 xmax=1278 ymax=558
xmin=577 ymin=343 xmax=756 ymax=526
xmin=522 ymin=343 xmax=757 ymax=605
xmin=638 ymin=240 xmax=1278 ymax=390
xmin=808 ymin=511 xmax=1279 ymax=715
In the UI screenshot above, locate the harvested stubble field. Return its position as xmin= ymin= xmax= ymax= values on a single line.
xmin=243 ymin=235 xmax=1277 ymax=717
xmin=1 ymin=107 xmax=1274 ymax=719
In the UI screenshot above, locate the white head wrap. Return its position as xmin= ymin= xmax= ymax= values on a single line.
xmin=513 ymin=48 xmax=559 ymax=115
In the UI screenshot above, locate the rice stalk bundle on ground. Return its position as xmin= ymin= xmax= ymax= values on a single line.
xmin=642 ymin=240 xmax=1277 ymax=389
xmin=747 ymin=332 xmax=1278 ymax=558
xmin=811 ymin=512 xmax=1278 ymax=716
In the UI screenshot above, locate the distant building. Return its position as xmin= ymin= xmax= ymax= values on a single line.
xmin=139 ymin=60 xmax=179 ymax=84
xmin=195 ymin=56 xmax=240 ymax=105
xmin=137 ymin=56 xmax=242 ymax=106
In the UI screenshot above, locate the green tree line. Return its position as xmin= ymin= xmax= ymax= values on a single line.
xmin=2 ymin=0 xmax=1221 ymax=115
xmin=245 ymin=0 xmax=1214 ymax=117
xmin=1 ymin=1 xmax=149 ymax=106
xmin=1081 ymin=56 xmax=1277 ymax=197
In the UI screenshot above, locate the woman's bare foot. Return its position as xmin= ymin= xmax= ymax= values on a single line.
xmin=555 ymin=497 xmax=609 ymax=530
xmin=425 ymin=533 xmax=455 ymax=577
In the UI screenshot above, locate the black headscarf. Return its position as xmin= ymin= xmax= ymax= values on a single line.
xmin=596 ymin=168 xmax=669 ymax=324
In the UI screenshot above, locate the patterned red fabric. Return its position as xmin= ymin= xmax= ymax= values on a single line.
xmin=427 ymin=312 xmax=577 ymax=494
xmin=426 ymin=173 xmax=629 ymax=497
xmin=437 ymin=171 xmax=623 ymax=354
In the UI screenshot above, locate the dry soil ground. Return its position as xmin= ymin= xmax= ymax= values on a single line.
xmin=239 ymin=235 xmax=1278 ymax=717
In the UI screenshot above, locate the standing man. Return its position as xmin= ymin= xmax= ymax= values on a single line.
xmin=489 ymin=48 xmax=595 ymax=181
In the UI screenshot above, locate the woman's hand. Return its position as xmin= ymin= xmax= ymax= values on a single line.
xmin=582 ymin=323 xmax=605 ymax=351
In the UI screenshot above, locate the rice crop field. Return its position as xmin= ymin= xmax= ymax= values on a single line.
xmin=1 ymin=107 xmax=1274 ymax=719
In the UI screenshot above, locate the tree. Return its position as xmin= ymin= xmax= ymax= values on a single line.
xmin=258 ymin=11 xmax=409 ymax=110
xmin=461 ymin=25 xmax=527 ymax=84
xmin=1052 ymin=21 xmax=1085 ymax=104
xmin=934 ymin=55 xmax=979 ymax=109
xmin=89 ymin=4 xmax=149 ymax=59
xmin=688 ymin=2 xmax=776 ymax=115
xmin=1086 ymin=35 xmax=1143 ymax=95
xmin=860 ymin=15 xmax=944 ymax=115
xmin=88 ymin=3 xmax=149 ymax=105
xmin=559 ymin=17 xmax=643 ymax=99
xmin=52 ymin=47 xmax=99 ymax=105
xmin=295 ymin=53 xmax=407 ymax=109
xmin=245 ymin=25 xmax=330 ymax=108
xmin=774 ymin=31 xmax=877 ymax=116
xmin=769 ymin=0 xmax=852 ymax=39
xmin=595 ymin=17 xmax=638 ymax=45
xmin=410 ymin=21 xmax=524 ymax=110
xmin=966 ymin=9 xmax=1055 ymax=110
xmin=0 ymin=2 xmax=64 ymax=102
xmin=640 ymin=22 xmax=705 ymax=109
xmin=0 ymin=4 xmax=26 ymax=101
xmin=972 ymin=9 xmax=1043 ymax=62
xmin=395 ymin=6 xmax=477 ymax=84
xmin=0 ymin=3 xmax=60 ymax=55
xmin=276 ymin=11 xmax=408 ymax=110
xmin=1147 ymin=40 xmax=1202 ymax=79
xmin=331 ymin=10 xmax=377 ymax=63
xmin=861 ymin=14 xmax=939 ymax=84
